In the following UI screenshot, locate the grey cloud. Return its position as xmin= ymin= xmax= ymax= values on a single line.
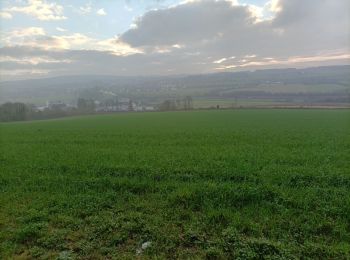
xmin=121 ymin=1 xmax=253 ymax=46
xmin=0 ymin=47 xmax=216 ymax=79
xmin=121 ymin=0 xmax=349 ymax=58
xmin=271 ymin=0 xmax=349 ymax=53
xmin=1 ymin=0 xmax=349 ymax=79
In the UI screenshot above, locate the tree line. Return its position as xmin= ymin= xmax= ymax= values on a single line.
xmin=0 ymin=102 xmax=72 ymax=122
xmin=0 ymin=100 xmax=97 ymax=122
xmin=0 ymin=96 xmax=194 ymax=122
xmin=158 ymin=96 xmax=193 ymax=111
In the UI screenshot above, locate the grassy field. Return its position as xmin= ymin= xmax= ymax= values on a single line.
xmin=1 ymin=109 xmax=349 ymax=259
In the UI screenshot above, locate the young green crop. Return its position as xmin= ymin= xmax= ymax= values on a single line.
xmin=1 ymin=109 xmax=349 ymax=259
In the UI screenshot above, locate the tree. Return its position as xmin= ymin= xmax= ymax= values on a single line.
xmin=128 ymin=99 xmax=134 ymax=111
xmin=77 ymin=98 xmax=95 ymax=112
xmin=77 ymin=98 xmax=87 ymax=111
xmin=0 ymin=102 xmax=28 ymax=122
xmin=159 ymin=100 xmax=176 ymax=111
xmin=184 ymin=96 xmax=193 ymax=110
xmin=176 ymin=99 xmax=182 ymax=109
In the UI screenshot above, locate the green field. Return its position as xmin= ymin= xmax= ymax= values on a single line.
xmin=1 ymin=110 xmax=350 ymax=259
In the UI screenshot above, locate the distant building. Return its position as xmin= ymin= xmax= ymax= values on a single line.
xmin=95 ymin=106 xmax=119 ymax=112
xmin=35 ymin=106 xmax=47 ymax=112
xmin=143 ymin=106 xmax=155 ymax=111
xmin=48 ymin=101 xmax=67 ymax=110
xmin=95 ymin=98 xmax=154 ymax=112
xmin=46 ymin=101 xmax=75 ymax=111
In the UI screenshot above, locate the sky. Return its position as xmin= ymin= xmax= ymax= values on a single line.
xmin=0 ymin=0 xmax=349 ymax=80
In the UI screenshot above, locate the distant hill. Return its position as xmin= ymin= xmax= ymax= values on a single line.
xmin=1 ymin=65 xmax=349 ymax=106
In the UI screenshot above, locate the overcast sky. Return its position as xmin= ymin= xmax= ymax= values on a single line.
xmin=0 ymin=0 xmax=349 ymax=80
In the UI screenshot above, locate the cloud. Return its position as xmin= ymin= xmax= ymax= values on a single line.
xmin=56 ymin=27 xmax=67 ymax=32
xmin=75 ymin=3 xmax=107 ymax=16
xmin=5 ymin=0 xmax=67 ymax=21
xmin=0 ymin=68 xmax=50 ymax=77
xmin=121 ymin=0 xmax=349 ymax=64
xmin=96 ymin=8 xmax=107 ymax=16
xmin=1 ymin=0 xmax=349 ymax=79
xmin=95 ymin=37 xmax=142 ymax=55
xmin=2 ymin=45 xmax=348 ymax=81
xmin=9 ymin=27 xmax=46 ymax=37
xmin=0 ymin=11 xmax=13 ymax=19
xmin=215 ymin=51 xmax=350 ymax=70
xmin=2 ymin=26 xmax=142 ymax=56
xmin=0 ymin=55 xmax=72 ymax=66
xmin=265 ymin=0 xmax=281 ymax=13
xmin=213 ymin=58 xmax=227 ymax=64
xmin=1 ymin=27 xmax=70 ymax=50
xmin=121 ymin=1 xmax=255 ymax=47
xmin=1 ymin=27 xmax=46 ymax=47
xmin=79 ymin=3 xmax=92 ymax=15
xmin=124 ymin=4 xmax=133 ymax=12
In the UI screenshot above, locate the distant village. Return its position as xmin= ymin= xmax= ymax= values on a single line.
xmin=35 ymin=98 xmax=156 ymax=113
xmin=0 ymin=96 xmax=193 ymax=122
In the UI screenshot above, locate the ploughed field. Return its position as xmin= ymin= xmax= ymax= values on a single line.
xmin=1 ymin=109 xmax=349 ymax=259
